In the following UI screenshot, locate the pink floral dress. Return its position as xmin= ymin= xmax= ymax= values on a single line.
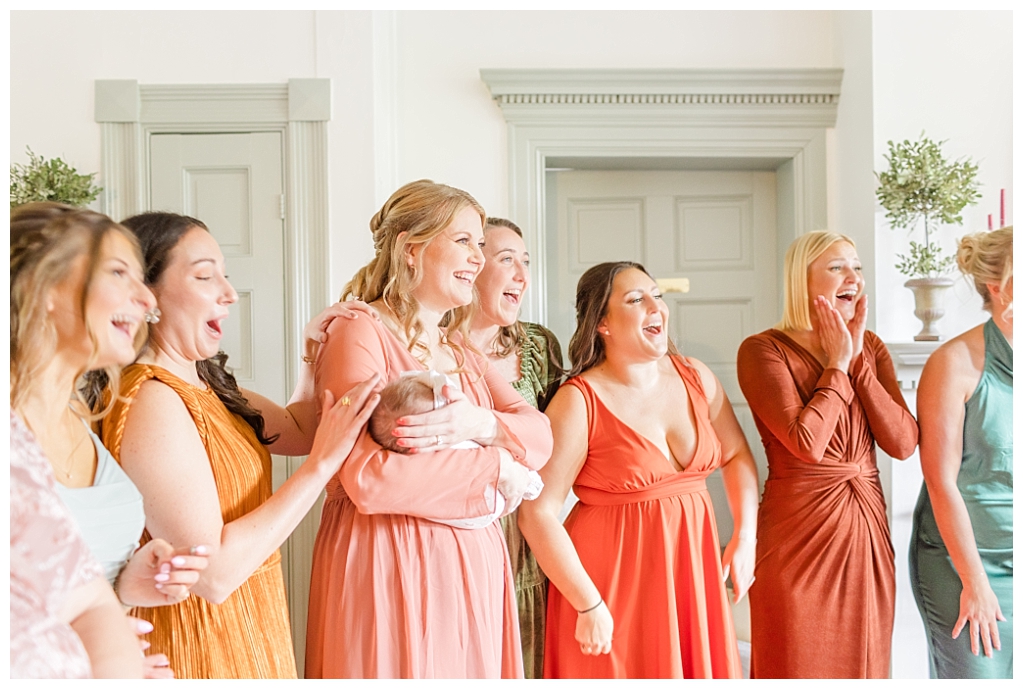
xmin=10 ymin=412 xmax=105 ymax=678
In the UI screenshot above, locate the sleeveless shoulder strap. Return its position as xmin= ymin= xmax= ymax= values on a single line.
xmin=563 ymin=375 xmax=598 ymax=439
xmin=102 ymin=364 xmax=209 ymax=463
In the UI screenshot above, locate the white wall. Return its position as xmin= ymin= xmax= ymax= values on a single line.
xmin=872 ymin=11 xmax=1013 ymax=343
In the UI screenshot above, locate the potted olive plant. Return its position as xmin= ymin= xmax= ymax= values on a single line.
xmin=10 ymin=147 xmax=102 ymax=209
xmin=876 ymin=134 xmax=980 ymax=341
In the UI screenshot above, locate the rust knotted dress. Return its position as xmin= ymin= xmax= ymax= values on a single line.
xmin=736 ymin=330 xmax=917 ymax=678
xmin=544 ymin=355 xmax=743 ymax=679
xmin=103 ymin=364 xmax=297 ymax=679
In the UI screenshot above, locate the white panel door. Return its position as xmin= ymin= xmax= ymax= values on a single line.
xmin=148 ymin=130 xmax=298 ymax=630
xmin=150 ymin=132 xmax=286 ymax=410
xmin=547 ymin=169 xmax=778 ymax=541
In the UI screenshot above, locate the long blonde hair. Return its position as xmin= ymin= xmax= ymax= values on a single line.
xmin=10 ymin=202 xmax=145 ymax=416
xmin=956 ymin=226 xmax=1013 ymax=313
xmin=343 ymin=180 xmax=486 ymax=365
xmin=780 ymin=230 xmax=857 ymax=331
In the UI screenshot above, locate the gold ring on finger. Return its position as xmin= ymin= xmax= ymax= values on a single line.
xmin=341 ymin=396 xmax=351 ymax=406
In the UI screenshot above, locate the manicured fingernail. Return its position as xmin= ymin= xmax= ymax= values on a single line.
xmin=136 ymin=620 xmax=154 ymax=633
xmin=171 ymin=556 xmax=186 ymax=567
xmin=160 ymin=563 xmax=170 ymax=574
xmin=155 ymin=573 xmax=170 ymax=582
xmin=191 ymin=545 xmax=208 ymax=555
xmin=155 ymin=583 xmax=163 ymax=590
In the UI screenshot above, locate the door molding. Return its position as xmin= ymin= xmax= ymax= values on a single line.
xmin=95 ymin=78 xmax=331 ymax=668
xmin=479 ymin=68 xmax=842 ymax=324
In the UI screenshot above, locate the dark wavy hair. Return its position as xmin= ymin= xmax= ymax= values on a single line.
xmin=85 ymin=211 xmax=277 ymax=445
xmin=567 ymin=261 xmax=680 ymax=377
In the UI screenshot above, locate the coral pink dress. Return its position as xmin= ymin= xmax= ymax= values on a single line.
xmin=304 ymin=315 xmax=553 ymax=679
xmin=544 ymin=356 xmax=743 ymax=679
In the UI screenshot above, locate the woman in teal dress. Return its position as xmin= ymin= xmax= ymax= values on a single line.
xmin=469 ymin=217 xmax=563 ymax=678
xmin=910 ymin=226 xmax=1013 ymax=679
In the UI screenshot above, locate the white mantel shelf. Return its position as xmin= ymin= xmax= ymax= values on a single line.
xmin=885 ymin=341 xmax=942 ymax=391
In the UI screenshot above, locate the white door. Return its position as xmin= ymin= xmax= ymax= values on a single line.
xmin=547 ymin=169 xmax=777 ymax=541
xmin=149 ymin=130 xmax=305 ymax=647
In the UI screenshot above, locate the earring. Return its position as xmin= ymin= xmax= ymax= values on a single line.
xmin=144 ymin=307 xmax=162 ymax=324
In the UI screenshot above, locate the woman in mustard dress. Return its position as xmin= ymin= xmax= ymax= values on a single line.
xmin=101 ymin=211 xmax=379 ymax=678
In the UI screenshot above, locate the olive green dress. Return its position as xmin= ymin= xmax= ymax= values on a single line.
xmin=910 ymin=318 xmax=1013 ymax=679
xmin=502 ymin=322 xmax=563 ymax=679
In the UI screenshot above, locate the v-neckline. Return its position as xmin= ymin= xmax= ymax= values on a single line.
xmin=580 ymin=357 xmax=701 ymax=474
xmin=771 ymin=329 xmax=828 ymax=371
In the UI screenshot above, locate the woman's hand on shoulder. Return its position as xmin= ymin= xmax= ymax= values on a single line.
xmin=389 ymin=384 xmax=498 ymax=453
xmin=813 ymin=295 xmax=853 ymax=372
xmin=306 ymin=374 xmax=382 ymax=477
xmin=303 ymin=300 xmax=380 ymax=362
xmin=115 ymin=539 xmax=210 ymax=608
xmin=575 ymin=599 xmax=613 ymax=656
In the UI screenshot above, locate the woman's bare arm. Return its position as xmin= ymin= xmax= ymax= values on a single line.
xmin=119 ymin=377 xmax=378 ymax=604
xmin=918 ymin=331 xmax=1003 ymax=658
xmin=60 ymin=578 xmax=143 ymax=678
xmin=691 ymin=358 xmax=759 ymax=602
xmin=518 ymin=384 xmax=612 ymax=655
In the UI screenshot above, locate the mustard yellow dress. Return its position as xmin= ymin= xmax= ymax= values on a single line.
xmin=103 ymin=364 xmax=297 ymax=679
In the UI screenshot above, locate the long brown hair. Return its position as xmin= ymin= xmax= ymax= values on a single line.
xmin=343 ymin=179 xmax=486 ymax=366
xmin=90 ymin=211 xmax=278 ymax=445
xmin=10 ymin=202 xmax=144 ymax=416
xmin=567 ymin=261 xmax=680 ymax=377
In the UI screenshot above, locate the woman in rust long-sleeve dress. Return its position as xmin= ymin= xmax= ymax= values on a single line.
xmin=737 ymin=231 xmax=918 ymax=678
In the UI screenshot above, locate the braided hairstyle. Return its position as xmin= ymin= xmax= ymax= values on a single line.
xmin=343 ymin=179 xmax=486 ymax=367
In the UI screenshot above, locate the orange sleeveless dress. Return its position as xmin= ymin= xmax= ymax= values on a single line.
xmin=102 ymin=364 xmax=297 ymax=679
xmin=544 ymin=356 xmax=742 ymax=679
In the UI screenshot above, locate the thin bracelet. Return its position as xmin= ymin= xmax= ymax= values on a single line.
xmin=577 ymin=598 xmax=603 ymax=614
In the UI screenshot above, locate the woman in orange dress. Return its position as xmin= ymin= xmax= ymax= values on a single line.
xmin=304 ymin=180 xmax=553 ymax=679
xmin=100 ymin=212 xmax=379 ymax=678
xmin=518 ymin=261 xmax=759 ymax=679
xmin=736 ymin=231 xmax=918 ymax=678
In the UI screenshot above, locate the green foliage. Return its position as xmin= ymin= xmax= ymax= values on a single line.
xmin=895 ymin=240 xmax=955 ymax=279
xmin=876 ymin=133 xmax=981 ymax=278
xmin=10 ymin=147 xmax=102 ymax=209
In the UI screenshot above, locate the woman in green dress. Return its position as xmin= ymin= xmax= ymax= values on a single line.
xmin=910 ymin=226 xmax=1013 ymax=679
xmin=468 ymin=217 xmax=563 ymax=678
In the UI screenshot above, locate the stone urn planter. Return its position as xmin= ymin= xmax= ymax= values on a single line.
xmin=905 ymin=277 xmax=955 ymax=341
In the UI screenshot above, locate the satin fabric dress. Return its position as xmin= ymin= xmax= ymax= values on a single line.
xmin=737 ymin=329 xmax=918 ymax=678
xmin=103 ymin=364 xmax=297 ymax=679
xmin=910 ymin=318 xmax=1013 ymax=678
xmin=544 ymin=355 xmax=743 ymax=679
xmin=503 ymin=321 xmax=563 ymax=679
xmin=304 ymin=315 xmax=553 ymax=679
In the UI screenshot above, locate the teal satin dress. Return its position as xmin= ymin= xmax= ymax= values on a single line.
xmin=910 ymin=318 xmax=1013 ymax=679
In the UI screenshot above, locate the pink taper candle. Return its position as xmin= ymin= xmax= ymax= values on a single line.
xmin=1000 ymin=188 xmax=1005 ymax=228
xmin=989 ymin=214 xmax=994 ymax=230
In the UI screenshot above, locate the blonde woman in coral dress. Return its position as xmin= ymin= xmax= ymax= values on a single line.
xmin=102 ymin=212 xmax=379 ymax=679
xmin=518 ymin=262 xmax=759 ymax=679
xmin=304 ymin=181 xmax=553 ymax=679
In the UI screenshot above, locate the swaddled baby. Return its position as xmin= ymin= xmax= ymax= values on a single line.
xmin=368 ymin=370 xmax=543 ymax=529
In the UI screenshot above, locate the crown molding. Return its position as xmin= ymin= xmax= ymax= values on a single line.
xmin=480 ymin=68 xmax=843 ymax=128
